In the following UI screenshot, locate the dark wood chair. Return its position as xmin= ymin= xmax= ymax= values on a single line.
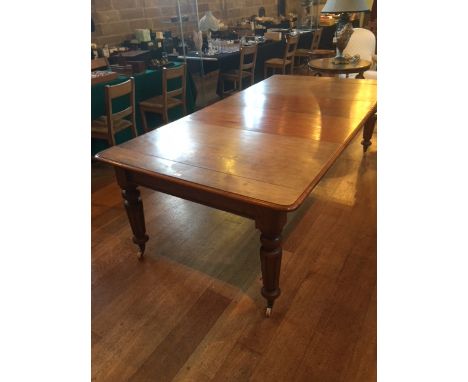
xmin=139 ymin=64 xmax=187 ymax=132
xmin=91 ymin=77 xmax=138 ymax=147
xmin=264 ymin=34 xmax=299 ymax=78
xmin=294 ymin=29 xmax=335 ymax=69
xmin=220 ymin=44 xmax=258 ymax=97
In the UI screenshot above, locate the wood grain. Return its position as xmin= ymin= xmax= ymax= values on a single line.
xmin=96 ymin=76 xmax=376 ymax=211
xmin=128 ymin=289 xmax=231 ymax=382
xmin=92 ymin=127 xmax=377 ymax=381
xmin=94 ymin=74 xmax=376 ymax=313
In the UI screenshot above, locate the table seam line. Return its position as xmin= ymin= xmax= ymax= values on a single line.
xmin=115 ymin=147 xmax=303 ymax=194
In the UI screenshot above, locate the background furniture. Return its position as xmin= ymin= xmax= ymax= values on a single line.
xmin=139 ymin=64 xmax=187 ymax=132
xmin=219 ymin=44 xmax=258 ymax=97
xmin=294 ymin=28 xmax=335 ymax=69
xmin=91 ymin=62 xmax=196 ymax=155
xmin=169 ymin=29 xmax=335 ymax=97
xmin=264 ymin=34 xmax=299 ymax=78
xmin=320 ymin=0 xmax=371 ymax=64
xmin=108 ymin=50 xmax=151 ymax=65
xmin=294 ymin=29 xmax=322 ymax=68
xmin=308 ymin=57 xmax=371 ymax=78
xmin=109 ymin=64 xmax=133 ymax=77
xmin=91 ymin=78 xmax=138 ymax=147
xmin=343 ymin=27 xmax=377 ymax=79
xmin=95 ymin=75 xmax=377 ymax=316
xmin=91 ymin=70 xmax=118 ymax=85
xmin=91 ymin=57 xmax=109 ymax=71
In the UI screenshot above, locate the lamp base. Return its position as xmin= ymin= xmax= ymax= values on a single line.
xmin=332 ymin=56 xmax=349 ymax=65
xmin=331 ymin=47 xmax=350 ymax=65
xmin=332 ymin=55 xmax=350 ymax=65
xmin=332 ymin=17 xmax=355 ymax=65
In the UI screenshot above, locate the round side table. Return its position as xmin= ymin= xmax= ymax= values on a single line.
xmin=308 ymin=58 xmax=372 ymax=79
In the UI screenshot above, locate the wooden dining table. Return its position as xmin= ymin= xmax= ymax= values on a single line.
xmin=95 ymin=75 xmax=377 ymax=316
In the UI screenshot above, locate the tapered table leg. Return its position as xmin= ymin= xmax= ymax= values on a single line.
xmin=361 ymin=113 xmax=377 ymax=152
xmin=115 ymin=169 xmax=149 ymax=259
xmin=255 ymin=210 xmax=287 ymax=317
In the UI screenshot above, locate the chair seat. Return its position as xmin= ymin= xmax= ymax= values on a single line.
xmin=292 ymin=49 xmax=335 ymax=59
xmin=309 ymin=49 xmax=335 ymax=58
xmin=220 ymin=70 xmax=253 ymax=80
xmin=139 ymin=95 xmax=183 ymax=110
xmin=265 ymin=58 xmax=292 ymax=67
xmin=91 ymin=116 xmax=133 ymax=136
xmin=295 ymin=49 xmax=310 ymax=57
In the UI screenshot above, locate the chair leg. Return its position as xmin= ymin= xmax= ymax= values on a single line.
xmin=220 ymin=77 xmax=225 ymax=98
xmin=264 ymin=66 xmax=268 ymax=79
xmin=282 ymin=66 xmax=286 ymax=75
xmin=163 ymin=109 xmax=169 ymax=125
xmin=131 ymin=123 xmax=138 ymax=138
xmin=108 ymin=124 xmax=116 ymax=147
xmin=140 ymin=107 xmax=149 ymax=133
xmin=290 ymin=63 xmax=294 ymax=75
xmin=182 ymin=102 xmax=187 ymax=117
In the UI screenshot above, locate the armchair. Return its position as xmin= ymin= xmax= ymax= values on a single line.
xmin=343 ymin=27 xmax=377 ymax=79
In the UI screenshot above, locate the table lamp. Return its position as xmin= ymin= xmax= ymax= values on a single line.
xmin=321 ymin=0 xmax=370 ymax=64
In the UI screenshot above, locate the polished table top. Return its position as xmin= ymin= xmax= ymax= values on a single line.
xmin=96 ymin=75 xmax=377 ymax=211
xmin=95 ymin=75 xmax=377 ymax=315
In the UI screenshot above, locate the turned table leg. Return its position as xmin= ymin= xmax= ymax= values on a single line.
xmin=361 ymin=113 xmax=377 ymax=153
xmin=255 ymin=210 xmax=287 ymax=317
xmin=115 ymin=169 xmax=149 ymax=259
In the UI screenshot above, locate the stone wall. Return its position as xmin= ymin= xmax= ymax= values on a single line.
xmin=92 ymin=0 xmax=304 ymax=46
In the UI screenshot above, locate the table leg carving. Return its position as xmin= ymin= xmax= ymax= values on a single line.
xmin=255 ymin=211 xmax=287 ymax=317
xmin=361 ymin=113 xmax=377 ymax=153
xmin=356 ymin=71 xmax=365 ymax=79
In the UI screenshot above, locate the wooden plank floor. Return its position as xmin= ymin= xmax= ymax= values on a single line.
xmin=92 ymin=129 xmax=377 ymax=382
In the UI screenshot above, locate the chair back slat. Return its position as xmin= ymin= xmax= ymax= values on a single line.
xmin=139 ymin=64 xmax=187 ymax=131
xmin=239 ymin=44 xmax=258 ymax=88
xmin=311 ymin=28 xmax=322 ymax=51
xmin=284 ymin=35 xmax=299 ymax=62
xmin=240 ymin=44 xmax=258 ymax=72
xmin=106 ymin=78 xmax=133 ymax=99
xmin=111 ymin=107 xmax=132 ymax=121
xmin=103 ymin=78 xmax=137 ymax=145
